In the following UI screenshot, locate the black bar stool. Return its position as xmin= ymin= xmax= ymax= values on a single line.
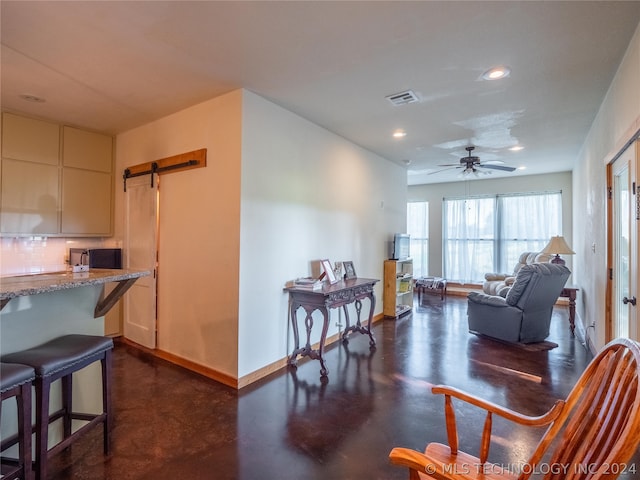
xmin=2 ymin=335 xmax=113 ymax=480
xmin=0 ymin=362 xmax=35 ymax=480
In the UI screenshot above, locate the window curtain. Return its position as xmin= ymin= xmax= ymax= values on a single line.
xmin=444 ymin=197 xmax=495 ymax=283
xmin=407 ymin=202 xmax=428 ymax=278
xmin=497 ymin=192 xmax=562 ymax=272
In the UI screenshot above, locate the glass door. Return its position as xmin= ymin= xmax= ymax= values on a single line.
xmin=610 ymin=141 xmax=638 ymax=341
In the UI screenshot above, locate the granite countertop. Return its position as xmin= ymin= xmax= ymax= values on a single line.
xmin=0 ymin=268 xmax=151 ymax=301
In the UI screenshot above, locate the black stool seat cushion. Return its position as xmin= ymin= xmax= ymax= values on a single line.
xmin=2 ymin=335 xmax=113 ymax=377
xmin=0 ymin=362 xmax=35 ymax=393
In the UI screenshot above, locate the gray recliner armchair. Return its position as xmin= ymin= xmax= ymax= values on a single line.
xmin=468 ymin=263 xmax=570 ymax=344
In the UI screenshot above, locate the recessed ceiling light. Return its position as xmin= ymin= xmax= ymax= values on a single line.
xmin=510 ymin=145 xmax=524 ymax=151
xmin=518 ymin=166 xmax=527 ymax=170
xmin=393 ymin=130 xmax=407 ymax=139
xmin=19 ymin=94 xmax=46 ymax=103
xmin=482 ymin=66 xmax=511 ymax=81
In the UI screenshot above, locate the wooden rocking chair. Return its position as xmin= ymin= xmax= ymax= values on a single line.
xmin=389 ymin=338 xmax=640 ymax=480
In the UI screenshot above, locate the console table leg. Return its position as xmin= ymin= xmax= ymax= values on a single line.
xmin=340 ymin=297 xmax=376 ymax=347
xmin=287 ymin=303 xmax=301 ymax=367
xmin=559 ymin=287 xmax=578 ymax=336
xmin=318 ymin=306 xmax=330 ymax=377
xmin=341 ymin=305 xmax=351 ymax=344
xmin=366 ymin=293 xmax=376 ymax=347
xmin=568 ymin=297 xmax=576 ymax=336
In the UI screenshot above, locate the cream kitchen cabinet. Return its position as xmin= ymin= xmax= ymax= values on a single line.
xmin=61 ymin=126 xmax=113 ymax=235
xmin=1 ymin=112 xmax=114 ymax=236
xmin=61 ymin=168 xmax=112 ymax=234
xmin=2 ymin=112 xmax=59 ymax=165
xmin=1 ymin=113 xmax=61 ymax=234
xmin=63 ymin=126 xmax=112 ymax=172
xmin=0 ymin=158 xmax=60 ymax=234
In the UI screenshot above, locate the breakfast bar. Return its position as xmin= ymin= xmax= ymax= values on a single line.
xmin=0 ymin=268 xmax=149 ymax=314
xmin=0 ymin=268 xmax=149 ymax=452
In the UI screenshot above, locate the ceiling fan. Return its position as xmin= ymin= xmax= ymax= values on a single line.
xmin=430 ymin=146 xmax=517 ymax=176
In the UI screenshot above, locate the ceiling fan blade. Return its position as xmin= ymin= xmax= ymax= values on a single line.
xmin=436 ymin=163 xmax=461 ymax=167
xmin=479 ymin=164 xmax=516 ymax=172
xmin=428 ymin=166 xmax=459 ymax=175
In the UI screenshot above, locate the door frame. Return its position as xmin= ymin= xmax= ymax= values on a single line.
xmin=606 ymin=137 xmax=640 ymax=342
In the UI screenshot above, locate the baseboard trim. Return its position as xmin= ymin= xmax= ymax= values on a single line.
xmin=154 ymin=349 xmax=239 ymax=389
xmin=115 ymin=312 xmax=386 ymax=390
xmin=116 ymin=337 xmax=239 ymax=389
xmin=237 ymin=312 xmax=385 ymax=387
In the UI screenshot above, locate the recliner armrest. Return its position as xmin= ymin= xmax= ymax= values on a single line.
xmin=484 ymin=272 xmax=509 ymax=281
xmin=468 ymin=291 xmax=509 ymax=307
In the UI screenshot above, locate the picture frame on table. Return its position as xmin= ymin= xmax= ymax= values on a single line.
xmin=343 ymin=261 xmax=357 ymax=279
xmin=320 ymin=259 xmax=339 ymax=284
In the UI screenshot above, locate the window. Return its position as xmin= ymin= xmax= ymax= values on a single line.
xmin=407 ymin=202 xmax=428 ymax=278
xmin=443 ymin=192 xmax=562 ymax=283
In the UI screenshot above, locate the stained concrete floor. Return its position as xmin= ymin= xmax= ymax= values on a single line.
xmin=47 ymin=295 xmax=640 ymax=479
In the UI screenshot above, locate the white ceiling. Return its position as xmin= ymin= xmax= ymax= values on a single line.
xmin=2 ymin=1 xmax=640 ymax=185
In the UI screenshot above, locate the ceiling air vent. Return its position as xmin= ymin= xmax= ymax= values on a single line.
xmin=386 ymin=90 xmax=419 ymax=106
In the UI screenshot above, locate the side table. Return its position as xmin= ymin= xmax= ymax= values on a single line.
xmin=559 ymin=286 xmax=578 ymax=335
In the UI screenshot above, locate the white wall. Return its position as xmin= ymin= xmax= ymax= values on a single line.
xmin=114 ymin=89 xmax=407 ymax=383
xmin=574 ymin=22 xmax=640 ymax=350
xmin=115 ymin=90 xmax=243 ymax=379
xmin=408 ymin=172 xmax=573 ymax=278
xmin=238 ymin=90 xmax=407 ymax=378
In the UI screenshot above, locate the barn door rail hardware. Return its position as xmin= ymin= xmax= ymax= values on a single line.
xmin=122 ymin=148 xmax=207 ymax=191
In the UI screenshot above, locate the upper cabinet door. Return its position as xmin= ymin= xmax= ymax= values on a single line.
xmin=1 ymin=114 xmax=61 ymax=234
xmin=61 ymin=168 xmax=112 ymax=235
xmin=1 ymin=159 xmax=60 ymax=234
xmin=62 ymin=126 xmax=113 ymax=172
xmin=2 ymin=113 xmax=59 ymax=164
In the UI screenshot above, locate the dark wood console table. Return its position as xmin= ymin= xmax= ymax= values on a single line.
xmin=560 ymin=286 xmax=579 ymax=335
xmin=284 ymin=278 xmax=378 ymax=378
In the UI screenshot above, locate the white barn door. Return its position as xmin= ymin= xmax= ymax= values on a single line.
xmin=124 ymin=174 xmax=158 ymax=348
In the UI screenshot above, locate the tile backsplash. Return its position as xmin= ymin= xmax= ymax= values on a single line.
xmin=0 ymin=237 xmax=119 ymax=276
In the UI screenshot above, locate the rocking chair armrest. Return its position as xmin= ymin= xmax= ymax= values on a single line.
xmin=432 ymin=385 xmax=565 ymax=426
xmin=390 ymin=445 xmax=518 ymax=480
xmin=389 ymin=447 xmax=433 ymax=473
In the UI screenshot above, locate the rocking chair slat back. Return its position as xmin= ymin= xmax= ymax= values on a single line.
xmin=531 ymin=340 xmax=640 ymax=480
